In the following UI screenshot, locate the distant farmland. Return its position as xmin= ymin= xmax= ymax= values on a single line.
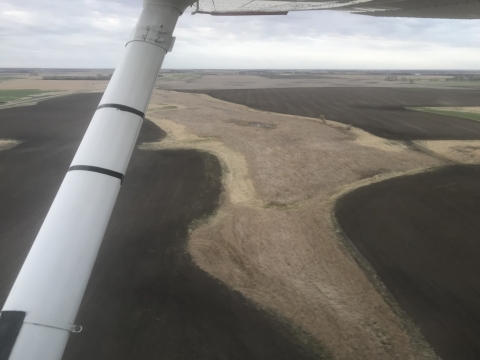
xmin=42 ymin=75 xmax=112 ymax=80
xmin=186 ymin=87 xmax=480 ymax=140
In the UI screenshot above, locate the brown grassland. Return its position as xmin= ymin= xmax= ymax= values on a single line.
xmin=142 ymin=89 xmax=453 ymax=360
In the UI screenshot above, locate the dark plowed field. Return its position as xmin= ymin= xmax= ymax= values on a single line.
xmin=186 ymin=88 xmax=480 ymax=140
xmin=336 ymin=165 xmax=480 ymax=360
xmin=0 ymin=94 xmax=322 ymax=360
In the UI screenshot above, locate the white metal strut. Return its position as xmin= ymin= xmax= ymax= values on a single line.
xmin=0 ymin=1 xmax=194 ymax=359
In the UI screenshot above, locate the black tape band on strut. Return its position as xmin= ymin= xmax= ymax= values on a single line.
xmin=69 ymin=165 xmax=125 ymax=184
xmin=0 ymin=311 xmax=26 ymax=360
xmin=97 ymin=103 xmax=145 ymax=118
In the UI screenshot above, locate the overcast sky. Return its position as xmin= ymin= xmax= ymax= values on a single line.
xmin=1 ymin=0 xmax=480 ymax=69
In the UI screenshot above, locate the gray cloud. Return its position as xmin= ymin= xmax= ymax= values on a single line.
xmin=1 ymin=0 xmax=479 ymax=68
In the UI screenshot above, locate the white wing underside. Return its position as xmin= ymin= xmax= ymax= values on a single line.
xmin=194 ymin=0 xmax=480 ymax=19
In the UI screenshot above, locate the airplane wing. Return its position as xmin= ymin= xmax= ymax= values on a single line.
xmin=194 ymin=0 xmax=480 ymax=19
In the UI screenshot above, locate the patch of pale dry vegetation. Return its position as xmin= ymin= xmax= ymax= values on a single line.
xmin=143 ymin=90 xmax=446 ymax=360
xmin=0 ymin=139 xmax=21 ymax=151
xmin=147 ymin=103 xmax=185 ymax=114
xmin=0 ymin=77 xmax=108 ymax=92
xmin=415 ymin=140 xmax=480 ymax=164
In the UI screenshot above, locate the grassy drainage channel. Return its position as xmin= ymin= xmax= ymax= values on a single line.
xmin=409 ymin=107 xmax=480 ymax=122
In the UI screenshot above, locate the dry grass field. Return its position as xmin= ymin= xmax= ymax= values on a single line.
xmin=142 ymin=89 xmax=456 ymax=360
xmin=0 ymin=78 xmax=107 ymax=92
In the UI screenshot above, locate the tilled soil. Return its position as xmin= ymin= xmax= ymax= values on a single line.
xmin=0 ymin=93 xmax=323 ymax=360
xmin=335 ymin=165 xmax=480 ymax=360
xmin=186 ymin=87 xmax=480 ymax=140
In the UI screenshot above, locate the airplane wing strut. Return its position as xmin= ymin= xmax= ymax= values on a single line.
xmin=0 ymin=1 xmax=194 ymax=359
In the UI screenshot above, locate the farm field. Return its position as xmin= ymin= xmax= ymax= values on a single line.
xmin=0 ymin=94 xmax=321 ymax=360
xmin=169 ymin=86 xmax=480 ymax=360
xmin=0 ymin=70 xmax=111 ymax=108
xmin=335 ymin=165 xmax=480 ymax=360
xmin=2 ymin=74 xmax=480 ymax=360
xmin=186 ymin=87 xmax=480 ymax=140
xmin=139 ymin=89 xmax=449 ymax=360
xmin=154 ymin=71 xmax=480 ymax=91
